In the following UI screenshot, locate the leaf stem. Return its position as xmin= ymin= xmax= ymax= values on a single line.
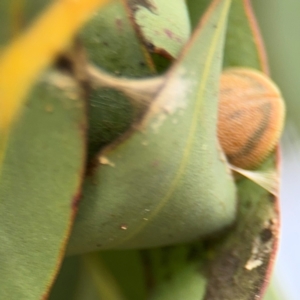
xmin=87 ymin=64 xmax=164 ymax=105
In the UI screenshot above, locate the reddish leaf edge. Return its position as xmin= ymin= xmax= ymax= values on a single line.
xmin=202 ymin=1 xmax=281 ymax=299
xmin=121 ymin=0 xmax=158 ymax=69
xmin=121 ymin=0 xmax=177 ymax=60
xmin=95 ymin=0 xmax=227 ymax=159
xmin=244 ymin=0 xmax=281 ymax=296
xmin=243 ymin=0 xmax=269 ymax=75
xmin=41 ymin=114 xmax=87 ymax=300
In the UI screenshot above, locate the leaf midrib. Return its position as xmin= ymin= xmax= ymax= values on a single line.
xmin=110 ymin=0 xmax=231 ymax=247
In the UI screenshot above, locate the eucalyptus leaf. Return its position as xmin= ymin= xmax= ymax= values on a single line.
xmin=125 ymin=0 xmax=191 ymax=58
xmin=145 ymin=245 xmax=207 ymax=300
xmin=49 ymin=256 xmax=81 ymax=300
xmin=131 ymin=1 xmax=281 ymax=299
xmin=51 ymin=255 xmax=103 ymax=300
xmin=223 ymin=0 xmax=264 ymax=69
xmin=80 ymin=0 xmax=153 ymax=76
xmin=0 ymin=0 xmax=51 ymax=46
xmin=67 ymin=0 xmax=235 ymax=254
xmin=88 ymin=250 xmax=147 ymax=300
xmin=186 ymin=0 xmax=211 ymax=30
xmin=202 ymin=1 xmax=281 ymax=298
xmin=51 ymin=256 xmax=102 ymax=300
xmin=50 ymin=250 xmax=147 ymax=300
xmin=80 ymin=253 xmax=126 ymax=300
xmin=0 ymin=73 xmax=86 ymax=300
xmin=79 ymin=1 xmax=155 ymax=158
xmin=203 ymin=157 xmax=279 ymax=300
xmin=187 ymin=0 xmax=265 ymax=71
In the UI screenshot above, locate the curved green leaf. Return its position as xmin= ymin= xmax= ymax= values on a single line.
xmin=50 ymin=251 xmax=146 ymax=300
xmin=145 ymin=245 xmax=207 ymax=300
xmin=125 ymin=0 xmax=191 ymax=58
xmin=0 ymin=73 xmax=86 ymax=300
xmin=202 ymin=1 xmax=281 ymax=299
xmin=0 ymin=0 xmax=51 ymax=46
xmin=67 ymin=0 xmax=235 ymax=254
xmin=134 ymin=2 xmax=281 ymax=300
xmin=80 ymin=253 xmax=126 ymax=300
xmin=79 ymin=1 xmax=154 ymax=158
xmin=204 ymin=157 xmax=279 ymax=300
xmin=186 ymin=0 xmax=211 ymax=30
xmin=49 ymin=256 xmax=81 ymax=300
xmin=223 ymin=0 xmax=266 ymax=69
xmin=98 ymin=250 xmax=147 ymax=300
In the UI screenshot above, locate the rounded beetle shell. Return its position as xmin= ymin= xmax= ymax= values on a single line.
xmin=218 ymin=68 xmax=285 ymax=169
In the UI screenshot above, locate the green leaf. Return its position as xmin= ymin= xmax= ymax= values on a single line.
xmin=51 ymin=255 xmax=104 ymax=300
xmin=203 ymin=157 xmax=279 ymax=299
xmin=0 ymin=0 xmax=51 ymax=46
xmin=86 ymin=250 xmax=147 ymax=300
xmin=186 ymin=0 xmax=211 ymax=30
xmin=78 ymin=1 xmax=154 ymax=158
xmin=145 ymin=245 xmax=207 ymax=300
xmin=67 ymin=0 xmax=235 ymax=254
xmin=80 ymin=253 xmax=126 ymax=300
xmin=202 ymin=1 xmax=280 ymax=299
xmin=49 ymin=256 xmax=81 ymax=300
xmin=133 ymin=1 xmax=281 ymax=300
xmin=50 ymin=250 xmax=147 ymax=300
xmin=223 ymin=0 xmax=265 ymax=69
xmin=0 ymin=73 xmax=86 ymax=300
xmin=80 ymin=1 xmax=153 ymax=75
xmin=49 ymin=256 xmax=101 ymax=300
xmin=125 ymin=0 xmax=191 ymax=58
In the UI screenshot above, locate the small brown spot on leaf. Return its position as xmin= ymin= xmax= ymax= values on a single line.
xmin=115 ymin=18 xmax=123 ymax=31
xmin=164 ymin=29 xmax=174 ymax=39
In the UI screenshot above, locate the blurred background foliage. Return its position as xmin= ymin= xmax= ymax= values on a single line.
xmin=253 ymin=1 xmax=300 ymax=299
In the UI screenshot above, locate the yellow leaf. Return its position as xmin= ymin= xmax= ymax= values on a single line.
xmin=0 ymin=0 xmax=110 ymax=165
